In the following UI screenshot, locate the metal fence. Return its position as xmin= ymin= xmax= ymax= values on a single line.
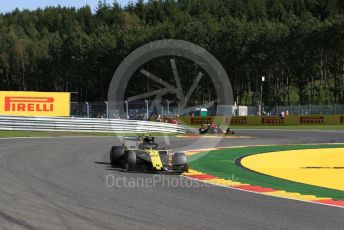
xmin=71 ymin=101 xmax=344 ymax=118
xmin=256 ymin=104 xmax=344 ymax=116
xmin=71 ymin=101 xmax=187 ymax=119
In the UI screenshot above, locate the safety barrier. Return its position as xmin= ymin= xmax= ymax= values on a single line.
xmin=0 ymin=116 xmax=186 ymax=133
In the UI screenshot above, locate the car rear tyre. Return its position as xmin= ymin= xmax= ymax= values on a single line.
xmin=110 ymin=146 xmax=124 ymax=165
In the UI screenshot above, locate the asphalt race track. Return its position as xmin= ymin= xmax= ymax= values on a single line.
xmin=1 ymin=130 xmax=344 ymax=230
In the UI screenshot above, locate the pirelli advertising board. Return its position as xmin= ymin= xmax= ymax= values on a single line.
xmin=179 ymin=115 xmax=344 ymax=126
xmin=0 ymin=91 xmax=70 ymax=117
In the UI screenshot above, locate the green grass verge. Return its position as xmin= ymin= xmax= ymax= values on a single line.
xmin=188 ymin=144 xmax=344 ymax=200
xmin=0 ymin=130 xmax=180 ymax=138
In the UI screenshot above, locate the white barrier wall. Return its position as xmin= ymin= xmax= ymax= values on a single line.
xmin=0 ymin=116 xmax=186 ymax=133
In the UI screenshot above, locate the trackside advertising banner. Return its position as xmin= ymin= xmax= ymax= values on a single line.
xmin=0 ymin=91 xmax=70 ymax=117
xmin=178 ymin=115 xmax=344 ymax=126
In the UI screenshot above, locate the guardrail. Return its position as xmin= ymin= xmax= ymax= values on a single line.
xmin=0 ymin=116 xmax=186 ymax=133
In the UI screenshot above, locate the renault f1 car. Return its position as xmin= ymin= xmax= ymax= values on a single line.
xmin=199 ymin=124 xmax=235 ymax=135
xmin=110 ymin=135 xmax=188 ymax=173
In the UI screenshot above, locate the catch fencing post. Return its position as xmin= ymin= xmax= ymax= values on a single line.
xmin=125 ymin=100 xmax=129 ymax=119
xmin=85 ymin=102 xmax=90 ymax=118
xmin=260 ymin=76 xmax=265 ymax=115
xmin=105 ymin=101 xmax=109 ymax=119
xmin=145 ymin=100 xmax=149 ymax=120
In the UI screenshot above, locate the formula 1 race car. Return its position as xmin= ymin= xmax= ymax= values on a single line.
xmin=110 ymin=135 xmax=188 ymax=173
xmin=199 ymin=124 xmax=235 ymax=135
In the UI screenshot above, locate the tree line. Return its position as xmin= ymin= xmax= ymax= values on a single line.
xmin=0 ymin=0 xmax=343 ymax=106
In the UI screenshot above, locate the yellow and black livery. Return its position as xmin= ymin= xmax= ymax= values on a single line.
xmin=110 ymin=135 xmax=188 ymax=173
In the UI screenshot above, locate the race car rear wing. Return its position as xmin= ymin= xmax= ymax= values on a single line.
xmin=122 ymin=136 xmax=141 ymax=149
xmin=122 ymin=136 xmax=141 ymax=141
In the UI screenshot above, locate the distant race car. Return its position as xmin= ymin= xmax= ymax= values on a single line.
xmin=110 ymin=135 xmax=188 ymax=173
xmin=199 ymin=124 xmax=235 ymax=135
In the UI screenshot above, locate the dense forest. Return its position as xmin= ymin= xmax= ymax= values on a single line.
xmin=0 ymin=0 xmax=344 ymax=106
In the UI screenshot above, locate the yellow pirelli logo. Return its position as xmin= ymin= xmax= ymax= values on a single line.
xmin=0 ymin=91 xmax=70 ymax=117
